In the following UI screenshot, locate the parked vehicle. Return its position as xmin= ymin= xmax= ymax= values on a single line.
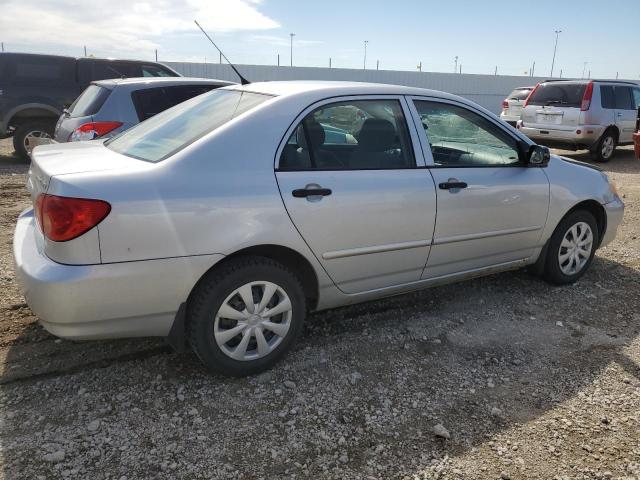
xmin=54 ymin=77 xmax=234 ymax=143
xmin=14 ymin=82 xmax=624 ymax=376
xmin=0 ymin=52 xmax=180 ymax=158
xmin=518 ymin=80 xmax=640 ymax=162
xmin=499 ymin=86 xmax=534 ymax=126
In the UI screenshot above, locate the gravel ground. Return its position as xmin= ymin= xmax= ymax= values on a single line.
xmin=1 ymin=138 xmax=639 ymax=480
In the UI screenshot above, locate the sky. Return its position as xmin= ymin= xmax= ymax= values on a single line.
xmin=1 ymin=0 xmax=639 ymax=79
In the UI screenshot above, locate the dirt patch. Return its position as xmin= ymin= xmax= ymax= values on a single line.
xmin=0 ymin=138 xmax=639 ymax=479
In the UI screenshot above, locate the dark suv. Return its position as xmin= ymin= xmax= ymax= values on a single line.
xmin=0 ymin=52 xmax=180 ymax=158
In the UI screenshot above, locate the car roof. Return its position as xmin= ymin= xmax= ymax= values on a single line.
xmin=93 ymin=77 xmax=236 ymax=88
xmin=541 ymin=79 xmax=639 ymax=86
xmin=222 ymin=80 xmax=470 ymax=102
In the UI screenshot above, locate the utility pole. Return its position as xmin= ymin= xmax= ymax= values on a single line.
xmin=329 ymin=57 xmax=332 ymax=68
xmin=376 ymin=59 xmax=379 ymax=71
xmin=417 ymin=61 xmax=422 ymax=72
xmin=155 ymin=49 xmax=158 ymax=61
xmin=550 ymin=29 xmax=561 ymax=77
xmin=531 ymin=61 xmax=536 ymax=77
xmin=1 ymin=42 xmax=4 ymax=52
xmin=454 ymin=56 xmax=458 ymax=73
xmin=459 ymin=64 xmax=462 ymax=74
xmin=588 ymin=70 xmax=591 ymax=79
xmin=616 ymin=72 xmax=619 ymax=79
xmin=219 ymin=52 xmax=222 ymax=64
xmin=559 ymin=69 xmax=563 ymax=78
xmin=363 ymin=40 xmax=368 ymax=70
xmin=582 ymin=62 xmax=588 ymax=79
xmin=84 ymin=45 xmax=87 ymax=57
xmin=494 ymin=66 xmax=497 ymax=75
xmin=277 ymin=54 xmax=280 ymax=66
xmin=290 ymin=33 xmax=295 ymax=67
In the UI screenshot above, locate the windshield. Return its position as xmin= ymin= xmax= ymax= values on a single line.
xmin=69 ymin=84 xmax=111 ymax=117
xmin=105 ymin=89 xmax=271 ymax=162
xmin=527 ymin=83 xmax=586 ymax=107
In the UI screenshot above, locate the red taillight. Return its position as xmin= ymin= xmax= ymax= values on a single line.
xmin=523 ymin=83 xmax=540 ymax=108
xmin=69 ymin=121 xmax=123 ymax=142
xmin=502 ymin=100 xmax=509 ymax=110
xmin=35 ymin=194 xmax=111 ymax=242
xmin=580 ymin=81 xmax=594 ymax=111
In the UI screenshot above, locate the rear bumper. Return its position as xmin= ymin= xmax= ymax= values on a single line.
xmin=520 ymin=124 xmax=605 ymax=150
xmin=601 ymin=196 xmax=624 ymax=248
xmin=13 ymin=209 xmax=223 ymax=339
xmin=499 ymin=113 xmax=520 ymax=126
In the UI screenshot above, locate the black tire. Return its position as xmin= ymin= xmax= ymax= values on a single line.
xmin=12 ymin=120 xmax=56 ymax=160
xmin=590 ymin=130 xmax=617 ymax=163
xmin=543 ymin=210 xmax=599 ymax=285
xmin=187 ymin=256 xmax=306 ymax=377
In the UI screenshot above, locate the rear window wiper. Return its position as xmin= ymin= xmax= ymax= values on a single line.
xmin=545 ymin=100 xmax=566 ymax=106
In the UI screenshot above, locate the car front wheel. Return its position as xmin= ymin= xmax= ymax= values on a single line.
xmin=187 ymin=256 xmax=306 ymax=377
xmin=543 ymin=210 xmax=599 ymax=285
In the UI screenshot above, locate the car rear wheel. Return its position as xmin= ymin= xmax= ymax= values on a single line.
xmin=187 ymin=256 xmax=306 ymax=377
xmin=543 ymin=210 xmax=598 ymax=285
xmin=590 ymin=131 xmax=616 ymax=163
xmin=13 ymin=120 xmax=56 ymax=160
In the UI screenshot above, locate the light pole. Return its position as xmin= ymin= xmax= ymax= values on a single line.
xmin=289 ymin=33 xmax=295 ymax=67
xmin=550 ymin=29 xmax=561 ymax=77
xmin=363 ymin=40 xmax=368 ymax=70
xmin=454 ymin=56 xmax=458 ymax=73
xmin=582 ymin=61 xmax=588 ymax=79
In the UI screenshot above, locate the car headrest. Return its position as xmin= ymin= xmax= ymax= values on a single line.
xmin=357 ymin=119 xmax=395 ymax=152
xmin=304 ymin=118 xmax=325 ymax=147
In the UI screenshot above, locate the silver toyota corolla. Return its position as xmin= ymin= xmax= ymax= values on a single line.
xmin=13 ymin=81 xmax=624 ymax=376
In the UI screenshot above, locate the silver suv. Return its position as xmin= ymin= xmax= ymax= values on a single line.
xmin=519 ymin=80 xmax=640 ymax=162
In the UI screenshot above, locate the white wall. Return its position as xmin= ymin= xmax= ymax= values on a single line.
xmin=166 ymin=62 xmax=549 ymax=114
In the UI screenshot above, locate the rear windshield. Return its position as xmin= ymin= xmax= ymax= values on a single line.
xmin=507 ymin=88 xmax=532 ymax=101
xmin=68 ymin=85 xmax=111 ymax=117
xmin=105 ymin=89 xmax=271 ymax=162
xmin=527 ymin=83 xmax=586 ymax=108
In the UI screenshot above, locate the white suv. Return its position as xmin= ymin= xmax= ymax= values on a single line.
xmin=500 ymin=86 xmax=534 ymax=127
xmin=518 ymin=80 xmax=640 ymax=162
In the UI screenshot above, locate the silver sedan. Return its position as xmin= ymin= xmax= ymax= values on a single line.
xmin=13 ymin=81 xmax=624 ymax=376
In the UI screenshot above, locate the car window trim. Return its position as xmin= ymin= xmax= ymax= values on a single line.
xmin=406 ymin=95 xmax=532 ymax=168
xmin=274 ymin=94 xmax=427 ymax=172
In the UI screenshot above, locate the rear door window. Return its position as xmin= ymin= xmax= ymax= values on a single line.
xmin=106 ymin=89 xmax=271 ymax=162
xmin=614 ymin=86 xmax=635 ymax=110
xmin=279 ymin=99 xmax=415 ymax=171
xmin=132 ymin=85 xmax=219 ymax=120
xmin=633 ymin=88 xmax=640 ymax=109
xmin=527 ymin=83 xmax=586 ymax=107
xmin=68 ymin=85 xmax=111 ymax=117
xmin=600 ymin=85 xmax=616 ymax=109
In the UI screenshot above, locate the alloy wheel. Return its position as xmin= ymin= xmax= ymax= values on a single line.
xmin=23 ymin=130 xmax=52 ymax=154
xmin=601 ymin=136 xmax=615 ymax=159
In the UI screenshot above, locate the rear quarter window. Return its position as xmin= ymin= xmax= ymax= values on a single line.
xmin=527 ymin=83 xmax=586 ymax=108
xmin=7 ymin=56 xmax=74 ymax=85
xmin=68 ymin=85 xmax=111 ymax=117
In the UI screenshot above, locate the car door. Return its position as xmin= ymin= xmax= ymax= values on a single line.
xmin=409 ymin=97 xmax=550 ymax=278
xmin=613 ymin=85 xmax=636 ymax=143
xmin=275 ymin=96 xmax=437 ymax=294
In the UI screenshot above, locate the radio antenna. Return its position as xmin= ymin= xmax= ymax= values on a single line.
xmin=194 ymin=19 xmax=250 ymax=85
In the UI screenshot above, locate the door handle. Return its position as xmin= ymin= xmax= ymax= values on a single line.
xmin=292 ymin=187 xmax=332 ymax=198
xmin=439 ymin=181 xmax=468 ymax=190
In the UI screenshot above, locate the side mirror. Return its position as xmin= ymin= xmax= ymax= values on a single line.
xmin=527 ymin=144 xmax=550 ymax=167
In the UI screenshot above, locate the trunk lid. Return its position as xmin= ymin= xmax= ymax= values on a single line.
xmin=27 ymin=141 xmax=151 ymax=200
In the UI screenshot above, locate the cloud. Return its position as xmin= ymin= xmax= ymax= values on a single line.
xmin=0 ymin=0 xmax=279 ymax=53
xmin=251 ymin=35 xmax=323 ymax=47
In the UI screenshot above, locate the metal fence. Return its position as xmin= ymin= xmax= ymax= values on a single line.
xmin=166 ymin=62 xmax=552 ymax=114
